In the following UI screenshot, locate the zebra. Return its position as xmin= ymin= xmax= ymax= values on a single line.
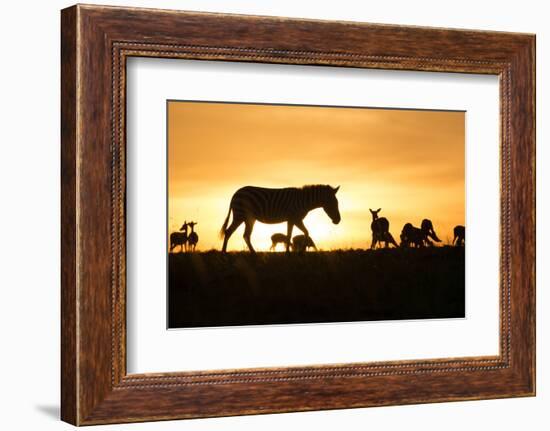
xmin=187 ymin=221 xmax=199 ymax=252
xmin=369 ymin=208 xmax=398 ymax=249
xmin=292 ymin=234 xmax=317 ymax=252
xmin=453 ymin=225 xmax=465 ymax=246
xmin=220 ymin=184 xmax=341 ymax=253
xmin=169 ymin=222 xmax=188 ymax=253
xmin=270 ymin=233 xmax=290 ymax=251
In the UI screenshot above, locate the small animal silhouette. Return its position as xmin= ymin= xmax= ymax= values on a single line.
xmin=220 ymin=185 xmax=341 ymax=253
xmin=187 ymin=221 xmax=199 ymax=252
xmin=420 ymin=219 xmax=441 ymax=246
xmin=169 ymin=221 xmax=188 ymax=253
xmin=400 ymin=223 xmax=425 ymax=248
xmin=400 ymin=219 xmax=441 ymax=247
xmin=453 ymin=225 xmax=465 ymax=246
xmin=369 ymin=208 xmax=398 ymax=249
xmin=270 ymin=233 xmax=290 ymax=251
xmin=292 ymin=234 xmax=317 ymax=252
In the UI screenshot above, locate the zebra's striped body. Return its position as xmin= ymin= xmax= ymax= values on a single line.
xmin=220 ymin=185 xmax=341 ymax=252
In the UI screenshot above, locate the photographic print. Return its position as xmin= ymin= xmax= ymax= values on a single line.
xmin=167 ymin=101 xmax=465 ymax=329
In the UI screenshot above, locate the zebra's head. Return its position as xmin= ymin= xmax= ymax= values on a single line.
xmin=322 ymin=185 xmax=341 ymax=225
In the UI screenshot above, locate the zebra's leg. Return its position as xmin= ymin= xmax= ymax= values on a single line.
xmin=222 ymin=220 xmax=242 ymax=252
xmin=286 ymin=222 xmax=294 ymax=252
xmin=296 ymin=220 xmax=312 ymax=253
xmin=243 ymin=220 xmax=256 ymax=253
xmin=294 ymin=220 xmax=309 ymax=238
xmin=294 ymin=220 xmax=311 ymax=249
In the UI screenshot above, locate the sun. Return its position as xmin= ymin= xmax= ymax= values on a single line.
xmin=245 ymin=208 xmax=339 ymax=252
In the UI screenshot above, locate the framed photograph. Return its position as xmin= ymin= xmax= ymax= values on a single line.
xmin=165 ymin=100 xmax=466 ymax=329
xmin=61 ymin=4 xmax=535 ymax=425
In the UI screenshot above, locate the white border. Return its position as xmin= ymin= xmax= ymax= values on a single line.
xmin=126 ymin=58 xmax=500 ymax=373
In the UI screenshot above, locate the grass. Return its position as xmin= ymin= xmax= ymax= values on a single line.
xmin=168 ymin=247 xmax=465 ymax=328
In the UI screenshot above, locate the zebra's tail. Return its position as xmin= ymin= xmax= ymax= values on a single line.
xmin=219 ymin=204 xmax=232 ymax=239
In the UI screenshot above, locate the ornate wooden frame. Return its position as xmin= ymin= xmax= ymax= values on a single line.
xmin=61 ymin=4 xmax=535 ymax=425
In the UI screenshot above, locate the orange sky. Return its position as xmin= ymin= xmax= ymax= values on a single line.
xmin=168 ymin=101 xmax=465 ymax=251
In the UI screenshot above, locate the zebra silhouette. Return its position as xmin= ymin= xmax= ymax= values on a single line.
xmin=220 ymin=185 xmax=341 ymax=253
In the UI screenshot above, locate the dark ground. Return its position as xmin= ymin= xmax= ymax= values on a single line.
xmin=168 ymin=247 xmax=465 ymax=328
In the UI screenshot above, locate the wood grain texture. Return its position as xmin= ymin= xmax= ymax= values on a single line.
xmin=60 ymin=4 xmax=535 ymax=425
xmin=60 ymin=5 xmax=78 ymax=425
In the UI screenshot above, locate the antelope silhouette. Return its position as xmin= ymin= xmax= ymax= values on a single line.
xmin=292 ymin=234 xmax=317 ymax=252
xmin=369 ymin=208 xmax=398 ymax=249
xmin=187 ymin=221 xmax=199 ymax=252
xmin=420 ymin=219 xmax=441 ymax=246
xmin=400 ymin=223 xmax=425 ymax=248
xmin=169 ymin=221 xmax=188 ymax=253
xmin=220 ymin=185 xmax=340 ymax=253
xmin=270 ymin=233 xmax=290 ymax=251
xmin=400 ymin=219 xmax=441 ymax=248
xmin=453 ymin=225 xmax=465 ymax=246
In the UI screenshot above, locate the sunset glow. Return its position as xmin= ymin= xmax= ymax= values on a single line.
xmin=168 ymin=101 xmax=465 ymax=251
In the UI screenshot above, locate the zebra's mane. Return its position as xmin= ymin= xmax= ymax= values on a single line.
xmin=298 ymin=185 xmax=334 ymax=204
xmin=300 ymin=184 xmax=332 ymax=192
